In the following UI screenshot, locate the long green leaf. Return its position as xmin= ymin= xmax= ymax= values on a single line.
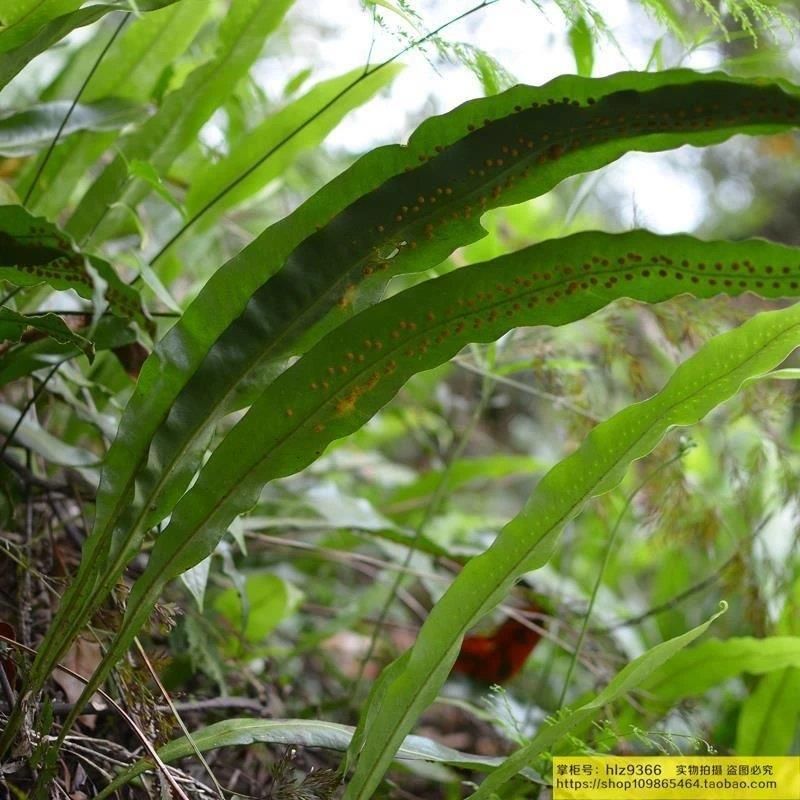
xmin=14 ymin=70 xmax=800 ymax=753
xmin=185 ymin=65 xmax=404 ymax=225
xmin=0 ymin=205 xmax=148 ymax=328
xmin=465 ymin=605 xmax=728 ymax=799
xmin=56 ymin=233 xmax=800 ymax=745
xmin=0 ymin=403 xmax=98 ymax=468
xmin=735 ymin=667 xmax=800 ymax=755
xmin=65 ymin=0 xmax=296 ymax=245
xmin=0 ymin=0 xmax=86 ymax=50
xmin=94 ymin=718 xmax=515 ymax=800
xmin=118 ymin=230 xmax=800 ymax=584
xmin=637 ymin=635 xmax=800 ymax=704
xmin=0 ymin=1 xmax=181 ymax=89
xmin=0 ymin=99 xmax=144 ymax=157
xmin=341 ymin=303 xmax=800 ymax=798
xmin=89 ymin=71 xmax=800 ymax=592
xmin=0 ymin=5 xmax=112 ymax=87
xmin=0 ymin=315 xmax=135 ymax=387
xmin=0 ymin=308 xmax=94 ymax=360
xmin=77 ymin=0 xmax=208 ymax=103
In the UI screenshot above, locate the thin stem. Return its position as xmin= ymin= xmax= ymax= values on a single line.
xmin=598 ymin=513 xmax=772 ymax=633
xmin=0 ymin=286 xmax=24 ymax=307
xmin=23 ymin=13 xmax=129 ymax=207
xmin=24 ymin=308 xmax=181 ymax=318
xmin=132 ymin=638 xmax=225 ymax=800
xmin=0 ymin=633 xmax=190 ymax=800
xmin=149 ymin=0 xmax=500 ymax=263
xmin=557 ymin=447 xmax=689 ymax=709
xmin=350 ymin=344 xmax=497 ymax=701
xmin=0 ymin=362 xmax=63 ymax=460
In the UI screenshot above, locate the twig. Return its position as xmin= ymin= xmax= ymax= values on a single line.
xmin=557 ymin=448 xmax=689 ymax=708
xmin=452 ymin=354 xmax=601 ymax=422
xmin=23 ymin=14 xmax=129 ymax=206
xmin=598 ymin=555 xmax=732 ymax=633
xmin=0 ymin=453 xmax=82 ymax=493
xmin=0 ymin=362 xmax=63 ymax=460
xmin=27 ymin=696 xmax=268 ymax=717
xmin=351 ymin=344 xmax=497 ymax=700
xmin=597 ymin=514 xmax=773 ymax=633
xmin=0 ymin=633 xmax=192 ymax=800
xmin=133 ymin=637 xmax=226 ymax=800
xmin=149 ymin=0 xmax=500 ymax=262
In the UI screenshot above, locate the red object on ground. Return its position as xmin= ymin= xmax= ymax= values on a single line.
xmin=451 ymin=606 xmax=544 ymax=684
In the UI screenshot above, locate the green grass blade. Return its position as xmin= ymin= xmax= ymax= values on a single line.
xmin=736 ymin=667 xmax=800 ymax=755
xmin=0 ymin=402 xmax=98 ymax=467
xmin=0 ymin=1 xmax=88 ymax=53
xmin=78 ymin=0 xmax=210 ymax=103
xmin=0 ymin=1 xmax=182 ymax=89
xmin=635 ymin=635 xmax=800 ymax=705
xmin=0 ymin=6 xmax=111 ymax=89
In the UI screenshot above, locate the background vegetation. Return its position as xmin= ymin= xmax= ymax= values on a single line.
xmin=0 ymin=1 xmax=799 ymax=798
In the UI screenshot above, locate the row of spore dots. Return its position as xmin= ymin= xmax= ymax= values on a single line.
xmin=287 ymin=251 xmax=800 ymax=423
xmin=299 ymin=88 xmax=800 ymax=408
xmin=349 ymin=88 xmax=799 ymax=290
xmin=15 ymin=255 xmax=141 ymax=317
xmin=287 ymin=98 xmax=798 ymax=418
